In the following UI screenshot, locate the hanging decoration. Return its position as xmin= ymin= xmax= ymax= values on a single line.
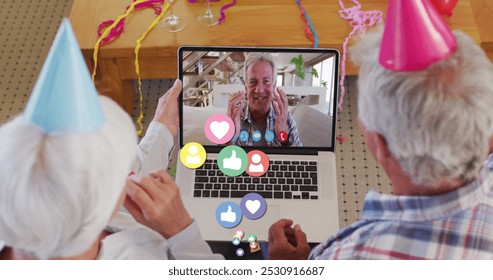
xmin=93 ymin=0 xmax=170 ymax=135
xmin=218 ymin=0 xmax=237 ymax=24
xmin=92 ymin=0 xmax=165 ymax=80
xmin=295 ymin=0 xmax=319 ymax=48
xmin=134 ymin=3 xmax=169 ymax=135
xmin=96 ymin=1 xmax=163 ymax=46
xmin=337 ymin=0 xmax=383 ymax=111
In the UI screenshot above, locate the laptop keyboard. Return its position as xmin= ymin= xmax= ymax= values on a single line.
xmin=193 ymin=159 xmax=319 ymax=199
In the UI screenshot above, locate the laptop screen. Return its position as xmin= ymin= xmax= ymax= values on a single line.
xmin=178 ymin=46 xmax=339 ymax=154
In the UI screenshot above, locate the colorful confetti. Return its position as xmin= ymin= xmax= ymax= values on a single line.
xmin=336 ymin=135 xmax=346 ymax=144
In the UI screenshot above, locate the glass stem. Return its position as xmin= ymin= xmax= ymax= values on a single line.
xmin=168 ymin=0 xmax=178 ymax=25
xmin=205 ymin=0 xmax=213 ymax=18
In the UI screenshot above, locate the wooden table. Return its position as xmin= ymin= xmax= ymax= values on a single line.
xmin=69 ymin=0 xmax=480 ymax=114
xmin=470 ymin=0 xmax=493 ymax=60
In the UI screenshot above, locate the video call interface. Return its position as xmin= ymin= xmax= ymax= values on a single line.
xmin=179 ymin=47 xmax=338 ymax=149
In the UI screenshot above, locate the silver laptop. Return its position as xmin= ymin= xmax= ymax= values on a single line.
xmin=176 ymin=46 xmax=339 ymax=242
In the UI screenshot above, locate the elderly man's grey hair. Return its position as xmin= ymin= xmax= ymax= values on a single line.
xmin=0 ymin=96 xmax=137 ymax=259
xmin=352 ymin=30 xmax=493 ymax=187
xmin=243 ymin=52 xmax=277 ymax=82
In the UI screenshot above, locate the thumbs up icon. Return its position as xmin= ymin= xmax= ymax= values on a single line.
xmin=223 ymin=150 xmax=242 ymax=170
xmin=216 ymin=201 xmax=242 ymax=228
xmin=220 ymin=205 xmax=237 ymax=223
xmin=218 ymin=146 xmax=248 ymax=177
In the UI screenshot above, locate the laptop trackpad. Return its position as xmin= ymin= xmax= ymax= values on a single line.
xmin=230 ymin=205 xmax=280 ymax=241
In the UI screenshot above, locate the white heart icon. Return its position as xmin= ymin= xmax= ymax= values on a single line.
xmin=245 ymin=200 xmax=261 ymax=214
xmin=210 ymin=121 xmax=230 ymax=140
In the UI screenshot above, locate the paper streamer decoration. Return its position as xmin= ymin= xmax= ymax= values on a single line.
xmin=295 ymin=0 xmax=319 ymax=48
xmin=92 ymin=1 xmax=144 ymax=81
xmin=93 ymin=0 xmax=169 ymax=135
xmin=134 ymin=2 xmax=169 ymax=134
xmin=337 ymin=0 xmax=383 ymax=111
xmin=92 ymin=0 xmax=165 ymax=80
xmin=218 ymin=0 xmax=237 ymax=24
xmin=188 ymin=0 xmax=221 ymax=3
xmin=97 ymin=1 xmax=163 ymax=45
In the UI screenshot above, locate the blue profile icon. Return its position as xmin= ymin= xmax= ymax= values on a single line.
xmin=252 ymin=130 xmax=262 ymax=142
xmin=265 ymin=130 xmax=274 ymax=142
xmin=239 ymin=130 xmax=249 ymax=142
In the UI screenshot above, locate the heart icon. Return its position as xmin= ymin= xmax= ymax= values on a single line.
xmin=245 ymin=200 xmax=261 ymax=214
xmin=235 ymin=230 xmax=244 ymax=238
xmin=210 ymin=121 xmax=230 ymax=140
xmin=204 ymin=114 xmax=235 ymax=145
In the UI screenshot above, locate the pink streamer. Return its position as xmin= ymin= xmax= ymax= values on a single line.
xmin=187 ymin=0 xmax=220 ymax=3
xmin=337 ymin=0 xmax=383 ymax=111
xmin=97 ymin=0 xmax=164 ymax=45
xmin=218 ymin=0 xmax=237 ymax=24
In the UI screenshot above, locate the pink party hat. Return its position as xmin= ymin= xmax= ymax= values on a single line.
xmin=24 ymin=18 xmax=105 ymax=133
xmin=379 ymin=0 xmax=457 ymax=72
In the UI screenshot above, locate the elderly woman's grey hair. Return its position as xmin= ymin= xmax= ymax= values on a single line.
xmin=351 ymin=30 xmax=493 ymax=187
xmin=243 ymin=52 xmax=277 ymax=83
xmin=0 ymin=96 xmax=137 ymax=259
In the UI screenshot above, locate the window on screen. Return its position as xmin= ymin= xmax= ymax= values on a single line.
xmin=180 ymin=50 xmax=337 ymax=148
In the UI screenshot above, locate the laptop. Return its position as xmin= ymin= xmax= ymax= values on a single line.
xmin=176 ymin=46 xmax=339 ymax=242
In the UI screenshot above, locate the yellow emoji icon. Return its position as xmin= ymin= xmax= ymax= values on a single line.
xmin=180 ymin=142 xmax=206 ymax=169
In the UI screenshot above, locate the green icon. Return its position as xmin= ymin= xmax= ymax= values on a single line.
xmin=247 ymin=234 xmax=257 ymax=243
xmin=218 ymin=145 xmax=248 ymax=176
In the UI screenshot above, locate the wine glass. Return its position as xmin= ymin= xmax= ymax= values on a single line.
xmin=196 ymin=0 xmax=219 ymax=26
xmin=161 ymin=0 xmax=186 ymax=32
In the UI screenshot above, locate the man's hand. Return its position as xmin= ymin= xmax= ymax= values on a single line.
xmin=227 ymin=91 xmax=246 ymax=139
xmin=153 ymin=79 xmax=182 ymax=137
xmin=124 ymin=169 xmax=193 ymax=239
xmin=268 ymin=219 xmax=311 ymax=260
xmin=272 ymin=88 xmax=289 ymax=136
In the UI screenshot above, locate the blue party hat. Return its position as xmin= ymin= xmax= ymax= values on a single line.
xmin=24 ymin=18 xmax=105 ymax=133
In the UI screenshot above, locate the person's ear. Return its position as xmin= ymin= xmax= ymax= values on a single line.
xmin=369 ymin=132 xmax=391 ymax=164
xmin=358 ymin=118 xmax=391 ymax=164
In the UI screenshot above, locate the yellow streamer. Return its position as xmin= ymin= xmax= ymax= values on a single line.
xmin=92 ymin=1 xmax=171 ymax=136
xmin=134 ymin=2 xmax=170 ymax=135
xmin=92 ymin=0 xmax=150 ymax=80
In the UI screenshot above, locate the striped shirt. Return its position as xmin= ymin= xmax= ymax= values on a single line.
xmin=310 ymin=157 xmax=493 ymax=259
xmin=233 ymin=104 xmax=302 ymax=147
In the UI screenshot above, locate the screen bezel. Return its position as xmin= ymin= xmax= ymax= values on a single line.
xmin=178 ymin=46 xmax=340 ymax=155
